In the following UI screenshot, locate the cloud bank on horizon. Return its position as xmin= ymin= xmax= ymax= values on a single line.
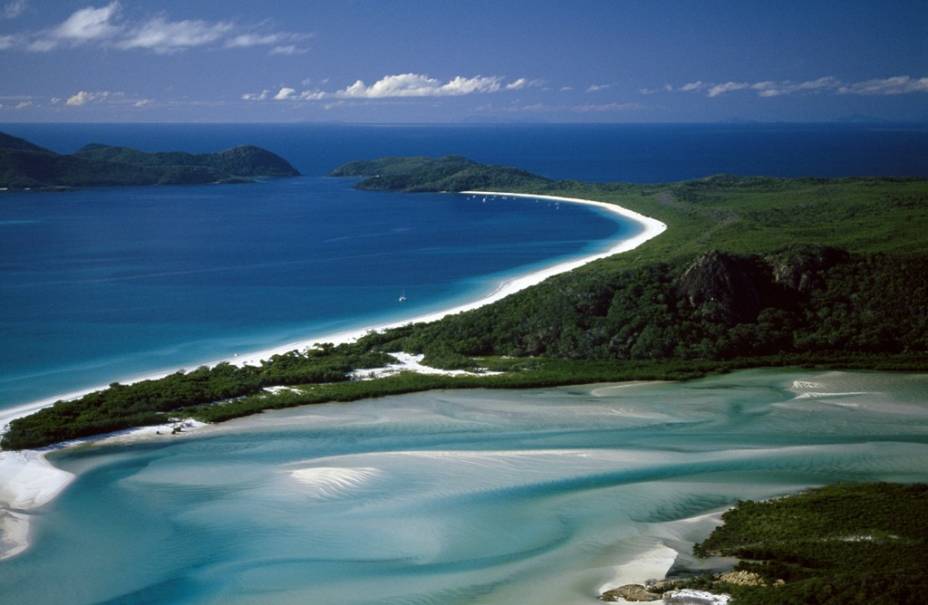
xmin=643 ymin=76 xmax=928 ymax=98
xmin=1 ymin=0 xmax=926 ymax=122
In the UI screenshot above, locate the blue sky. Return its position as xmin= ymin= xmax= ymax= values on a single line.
xmin=1 ymin=0 xmax=926 ymax=122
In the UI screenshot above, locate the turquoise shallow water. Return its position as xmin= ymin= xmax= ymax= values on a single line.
xmin=2 ymin=369 xmax=927 ymax=604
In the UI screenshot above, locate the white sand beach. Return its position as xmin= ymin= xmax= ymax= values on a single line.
xmin=0 ymin=450 xmax=74 ymax=560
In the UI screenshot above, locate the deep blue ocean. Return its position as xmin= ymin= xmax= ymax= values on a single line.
xmin=1 ymin=123 xmax=927 ymax=409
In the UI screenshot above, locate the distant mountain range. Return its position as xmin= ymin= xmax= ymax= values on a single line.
xmin=0 ymin=132 xmax=299 ymax=190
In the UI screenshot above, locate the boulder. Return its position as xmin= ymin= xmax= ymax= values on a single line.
xmin=601 ymin=583 xmax=662 ymax=602
xmin=717 ymin=569 xmax=765 ymax=586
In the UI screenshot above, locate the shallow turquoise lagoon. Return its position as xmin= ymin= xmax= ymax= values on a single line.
xmin=2 ymin=369 xmax=927 ymax=604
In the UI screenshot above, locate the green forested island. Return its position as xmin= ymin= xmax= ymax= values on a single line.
xmin=4 ymin=156 xmax=928 ymax=449
xmin=668 ymin=483 xmax=928 ymax=604
xmin=0 ymin=132 xmax=299 ymax=189
xmin=329 ymin=155 xmax=550 ymax=191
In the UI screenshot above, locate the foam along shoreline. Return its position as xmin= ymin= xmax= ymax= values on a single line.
xmin=0 ymin=192 xmax=665 ymax=559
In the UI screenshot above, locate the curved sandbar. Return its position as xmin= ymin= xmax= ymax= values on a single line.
xmin=0 ymin=192 xmax=666 ymax=559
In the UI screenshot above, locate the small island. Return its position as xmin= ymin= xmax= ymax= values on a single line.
xmin=330 ymin=155 xmax=550 ymax=192
xmin=0 ymin=131 xmax=299 ymax=190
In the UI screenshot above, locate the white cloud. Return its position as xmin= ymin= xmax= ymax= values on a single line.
xmin=796 ymin=76 xmax=842 ymax=92
xmin=261 ymin=87 xmax=325 ymax=101
xmin=336 ymin=73 xmax=503 ymax=98
xmin=269 ymin=44 xmax=307 ymax=56
xmin=66 ymin=90 xmax=109 ymax=106
xmin=3 ymin=0 xmax=26 ymax=19
xmin=586 ymin=83 xmax=610 ymax=93
xmin=26 ymin=38 xmax=56 ymax=51
xmin=55 ymin=1 xmax=119 ymax=40
xmin=14 ymin=100 xmax=31 ymax=109
xmin=4 ymin=3 xmax=310 ymax=54
xmin=118 ymin=17 xmax=233 ymax=53
xmin=64 ymin=90 xmax=148 ymax=107
xmin=245 ymin=74 xmax=566 ymax=105
xmin=838 ymin=75 xmax=928 ymax=95
xmin=676 ymin=75 xmax=927 ymax=98
xmin=560 ymin=86 xmax=574 ymax=92
xmin=27 ymin=1 xmax=119 ymax=51
xmin=750 ymin=76 xmax=843 ymax=97
xmin=225 ymin=31 xmax=310 ymax=55
xmin=640 ymin=83 xmax=674 ymax=95
xmin=273 ymin=87 xmax=296 ymax=101
xmin=225 ymin=33 xmax=282 ymax=48
xmin=297 ymin=90 xmax=325 ymax=100
xmin=707 ymin=81 xmax=751 ymax=97
xmin=679 ymin=81 xmax=705 ymax=92
xmin=504 ymin=78 xmax=542 ymax=91
xmin=242 ymin=89 xmax=270 ymax=101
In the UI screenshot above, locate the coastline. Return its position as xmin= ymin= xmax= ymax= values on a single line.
xmin=0 ymin=191 xmax=666 ymax=561
xmin=1 ymin=191 xmax=666 ymax=426
xmin=225 ymin=191 xmax=666 ymax=367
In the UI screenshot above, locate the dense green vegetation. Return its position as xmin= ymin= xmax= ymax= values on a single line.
xmin=4 ymin=156 xmax=928 ymax=450
xmin=684 ymin=483 xmax=928 ymax=604
xmin=0 ymin=131 xmax=299 ymax=189
xmin=1 ymin=347 xmax=392 ymax=450
xmin=330 ymin=155 xmax=550 ymax=191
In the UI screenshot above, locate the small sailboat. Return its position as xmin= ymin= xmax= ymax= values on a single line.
xmin=398 ymin=290 xmax=407 ymax=303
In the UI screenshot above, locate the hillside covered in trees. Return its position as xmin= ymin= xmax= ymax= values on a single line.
xmin=0 ymin=131 xmax=299 ymax=189
xmin=684 ymin=483 xmax=928 ymax=604
xmin=4 ymin=157 xmax=928 ymax=449
xmin=330 ymin=155 xmax=550 ymax=191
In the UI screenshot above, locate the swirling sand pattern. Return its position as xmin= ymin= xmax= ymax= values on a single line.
xmin=0 ymin=369 xmax=927 ymax=604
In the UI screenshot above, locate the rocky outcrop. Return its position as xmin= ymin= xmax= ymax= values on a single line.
xmin=764 ymin=245 xmax=849 ymax=294
xmin=717 ymin=569 xmax=765 ymax=586
xmin=676 ymin=247 xmax=850 ymax=325
xmin=676 ymin=251 xmax=772 ymax=324
xmin=600 ymin=583 xmax=662 ymax=602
